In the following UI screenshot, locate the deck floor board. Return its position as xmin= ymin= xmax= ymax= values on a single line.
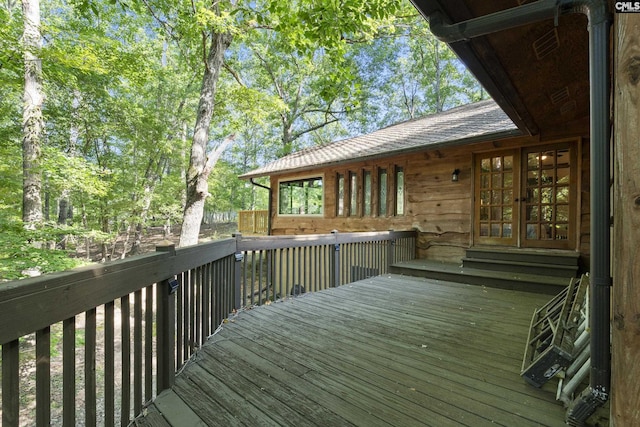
xmin=239 ymin=298 xmax=560 ymax=426
xmin=143 ymin=274 xmax=566 ymax=426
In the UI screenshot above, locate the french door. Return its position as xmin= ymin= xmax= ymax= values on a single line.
xmin=474 ymin=142 xmax=577 ymax=250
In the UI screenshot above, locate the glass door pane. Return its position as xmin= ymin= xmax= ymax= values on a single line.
xmin=522 ymin=145 xmax=574 ymax=249
xmin=475 ymin=151 xmax=517 ymax=245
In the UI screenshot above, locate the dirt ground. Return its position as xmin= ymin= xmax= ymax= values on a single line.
xmin=137 ymin=222 xmax=239 ymax=252
xmin=72 ymin=222 xmax=239 ymax=262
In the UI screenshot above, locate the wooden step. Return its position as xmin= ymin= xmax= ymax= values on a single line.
xmin=390 ymin=260 xmax=570 ymax=295
xmin=465 ymin=247 xmax=580 ymax=266
xmin=461 ymin=257 xmax=579 ymax=278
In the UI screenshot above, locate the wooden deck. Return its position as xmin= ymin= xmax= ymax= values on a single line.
xmin=135 ymin=274 xmax=567 ymax=427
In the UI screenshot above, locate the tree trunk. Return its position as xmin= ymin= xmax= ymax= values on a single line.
xmin=131 ymin=177 xmax=157 ymax=255
xmin=21 ymin=0 xmax=44 ymax=228
xmin=44 ymin=175 xmax=49 ymax=221
xmin=58 ymin=197 xmax=68 ymax=224
xmin=58 ymin=92 xmax=79 ymax=227
xmin=179 ymin=30 xmax=233 ymax=247
xmin=280 ymin=117 xmax=295 ymax=157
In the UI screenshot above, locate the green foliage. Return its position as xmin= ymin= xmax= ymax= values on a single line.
xmin=345 ymin=11 xmax=488 ymax=132
xmin=0 ymin=214 xmax=88 ymax=281
xmin=261 ymin=0 xmax=403 ymax=57
xmin=0 ymin=0 xmax=487 ymax=280
xmin=44 ymin=147 xmax=110 ymax=198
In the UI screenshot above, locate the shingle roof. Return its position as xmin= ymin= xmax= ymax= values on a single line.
xmin=240 ymin=99 xmax=520 ymax=179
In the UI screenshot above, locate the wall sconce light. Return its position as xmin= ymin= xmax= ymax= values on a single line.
xmin=452 ymin=169 xmax=460 ymax=182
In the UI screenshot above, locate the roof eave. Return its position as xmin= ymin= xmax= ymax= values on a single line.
xmin=238 ymin=128 xmax=523 ymax=180
xmin=409 ymin=0 xmax=538 ymax=135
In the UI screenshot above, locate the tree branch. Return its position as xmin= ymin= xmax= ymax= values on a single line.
xmin=203 ymin=134 xmax=237 ymax=175
xmin=140 ymin=0 xmax=199 ymax=74
xmin=253 ymin=49 xmax=285 ymax=100
xmin=289 ymin=118 xmax=340 ymax=142
xmin=223 ymin=63 xmax=245 ymax=86
xmin=139 ymin=0 xmax=176 ymax=37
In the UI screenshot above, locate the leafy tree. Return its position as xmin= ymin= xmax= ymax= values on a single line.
xmin=0 ymin=0 xmax=490 ymax=280
xmin=41 ymin=1 xmax=199 ymax=258
xmin=234 ymin=30 xmax=359 ymax=156
xmin=347 ymin=12 xmax=488 ymax=132
xmin=0 ymin=4 xmax=23 ymax=215
xmin=138 ymin=0 xmax=406 ymax=247
xmin=21 ymin=0 xmax=45 ymax=227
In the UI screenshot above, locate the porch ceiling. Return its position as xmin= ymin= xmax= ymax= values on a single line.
xmin=410 ymin=0 xmax=594 ymax=139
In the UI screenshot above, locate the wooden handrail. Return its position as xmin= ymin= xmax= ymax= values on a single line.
xmin=237 ymin=230 xmax=416 ymax=251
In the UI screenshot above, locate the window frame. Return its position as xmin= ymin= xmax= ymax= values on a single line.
xmin=277 ymin=175 xmax=325 ymax=217
xmin=363 ymin=169 xmax=373 ymax=217
xmin=394 ymin=165 xmax=405 ymax=216
xmin=336 ymin=173 xmax=345 ymax=217
xmin=348 ymin=171 xmax=359 ymax=217
xmin=334 ymin=163 xmax=406 ymax=219
xmin=378 ymin=167 xmax=388 ymax=217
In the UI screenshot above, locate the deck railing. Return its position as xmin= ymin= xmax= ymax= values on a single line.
xmin=236 ymin=230 xmax=416 ymax=306
xmin=0 ymin=230 xmax=415 ymax=426
xmin=237 ymin=210 xmax=269 ymax=234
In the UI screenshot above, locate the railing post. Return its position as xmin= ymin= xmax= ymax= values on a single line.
xmin=252 ymin=211 xmax=257 ymax=233
xmin=387 ymin=233 xmax=396 ymax=273
xmin=233 ymin=233 xmax=243 ymax=310
xmin=331 ymin=230 xmax=340 ymax=287
xmin=156 ymin=242 xmax=176 ymax=393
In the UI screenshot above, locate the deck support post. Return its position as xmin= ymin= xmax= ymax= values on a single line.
xmin=156 ymin=242 xmax=176 ymax=392
xmin=387 ymin=235 xmax=396 ymax=273
xmin=612 ymin=12 xmax=640 ymax=426
xmin=331 ymin=230 xmax=340 ymax=287
xmin=233 ymin=233 xmax=243 ymax=310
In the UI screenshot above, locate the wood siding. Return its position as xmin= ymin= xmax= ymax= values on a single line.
xmin=269 ymin=134 xmax=590 ymax=266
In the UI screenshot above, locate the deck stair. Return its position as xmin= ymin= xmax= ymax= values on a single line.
xmin=462 ymin=247 xmax=580 ymax=278
xmin=390 ymin=248 xmax=580 ymax=294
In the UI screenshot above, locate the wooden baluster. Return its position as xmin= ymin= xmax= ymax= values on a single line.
xmin=145 ymin=284 xmax=154 ymax=403
xmin=36 ymin=327 xmax=51 ymax=427
xmin=121 ymin=295 xmax=131 ymax=426
xmin=63 ymin=317 xmax=76 ymax=426
xmin=2 ymin=339 xmax=20 ymax=427
xmin=105 ymin=301 xmax=115 ymax=427
xmin=85 ymin=309 xmax=97 ymax=426
xmin=134 ymin=290 xmax=143 ymax=414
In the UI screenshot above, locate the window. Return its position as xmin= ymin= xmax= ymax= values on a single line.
xmin=278 ymin=177 xmax=323 ymax=215
xmin=335 ymin=164 xmax=404 ymax=219
xmin=378 ymin=169 xmax=388 ymax=216
xmin=349 ymin=172 xmax=358 ymax=216
xmin=337 ymin=174 xmax=345 ymax=216
xmin=363 ymin=170 xmax=372 ymax=216
xmin=395 ymin=167 xmax=404 ymax=215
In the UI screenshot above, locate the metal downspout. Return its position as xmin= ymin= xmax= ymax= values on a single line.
xmin=425 ymin=0 xmax=611 ymax=421
xmin=249 ymin=178 xmax=272 ymax=235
